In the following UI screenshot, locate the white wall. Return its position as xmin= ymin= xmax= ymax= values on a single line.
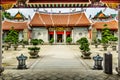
xmin=32 ymin=27 xmax=48 ymax=42
xmin=97 ymin=30 xmax=101 ymax=40
xmin=19 ymin=31 xmax=23 ymax=41
xmin=73 ymin=27 xmax=89 ymax=43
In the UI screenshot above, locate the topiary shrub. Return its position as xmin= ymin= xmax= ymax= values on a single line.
xmin=49 ymin=38 xmax=54 ymax=44
xmin=66 ymin=37 xmax=72 ymax=44
xmin=79 ymin=37 xmax=91 ymax=59
xmin=38 ymin=39 xmax=44 ymax=44
xmin=30 ymin=39 xmax=39 ymax=46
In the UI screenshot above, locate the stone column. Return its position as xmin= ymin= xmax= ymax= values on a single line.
xmin=71 ymin=30 xmax=74 ymax=43
xmin=117 ymin=8 xmax=120 ymax=75
xmin=0 ymin=7 xmax=4 ymax=75
xmin=54 ymin=30 xmax=56 ymax=44
xmin=23 ymin=29 xmax=28 ymax=41
xmin=64 ymin=30 xmax=66 ymax=44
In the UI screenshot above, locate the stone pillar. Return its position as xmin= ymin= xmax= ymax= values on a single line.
xmin=0 ymin=7 xmax=4 ymax=75
xmin=64 ymin=30 xmax=66 ymax=44
xmin=54 ymin=30 xmax=56 ymax=44
xmin=23 ymin=29 xmax=28 ymax=41
xmin=71 ymin=30 xmax=74 ymax=43
xmin=116 ymin=8 xmax=120 ymax=75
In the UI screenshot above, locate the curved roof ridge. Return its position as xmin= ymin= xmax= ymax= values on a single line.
xmin=3 ymin=20 xmax=28 ymax=23
xmin=38 ymin=11 xmax=85 ymax=15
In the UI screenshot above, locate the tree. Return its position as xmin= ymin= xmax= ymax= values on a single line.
xmin=4 ymin=27 xmax=19 ymax=44
xmin=101 ymin=25 xmax=113 ymax=50
xmin=101 ymin=27 xmax=113 ymax=43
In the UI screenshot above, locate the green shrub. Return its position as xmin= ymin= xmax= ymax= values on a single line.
xmin=30 ymin=39 xmax=39 ymax=45
xmin=38 ymin=39 xmax=44 ymax=44
xmin=49 ymin=38 xmax=54 ymax=44
xmin=4 ymin=27 xmax=18 ymax=44
xmin=79 ymin=37 xmax=90 ymax=52
xmin=110 ymin=36 xmax=118 ymax=41
xmin=66 ymin=37 xmax=72 ymax=43
xmin=28 ymin=47 xmax=40 ymax=51
xmin=79 ymin=37 xmax=88 ymax=45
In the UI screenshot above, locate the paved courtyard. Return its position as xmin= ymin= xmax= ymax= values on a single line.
xmin=1 ymin=45 xmax=120 ymax=80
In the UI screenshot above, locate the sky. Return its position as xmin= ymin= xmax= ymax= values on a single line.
xmin=7 ymin=8 xmax=118 ymax=18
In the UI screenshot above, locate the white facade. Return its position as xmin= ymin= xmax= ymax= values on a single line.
xmin=32 ymin=27 xmax=48 ymax=42
xmin=73 ymin=27 xmax=89 ymax=43
xmin=19 ymin=31 xmax=23 ymax=41
xmin=31 ymin=27 xmax=90 ymax=43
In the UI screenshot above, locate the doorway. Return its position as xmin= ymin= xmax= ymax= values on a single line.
xmin=57 ymin=34 xmax=63 ymax=43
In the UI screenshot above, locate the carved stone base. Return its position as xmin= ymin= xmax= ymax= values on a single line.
xmin=17 ymin=65 xmax=27 ymax=69
xmin=0 ymin=67 xmax=4 ymax=76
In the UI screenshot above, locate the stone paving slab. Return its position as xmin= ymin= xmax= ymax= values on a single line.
xmin=0 ymin=69 xmax=120 ymax=80
xmin=31 ymin=45 xmax=88 ymax=70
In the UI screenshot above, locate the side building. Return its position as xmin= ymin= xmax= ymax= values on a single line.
xmin=2 ymin=11 xmax=29 ymax=42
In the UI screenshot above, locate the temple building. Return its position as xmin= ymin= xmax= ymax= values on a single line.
xmin=29 ymin=12 xmax=92 ymax=43
xmin=91 ymin=11 xmax=117 ymax=21
xmin=2 ymin=10 xmax=118 ymax=44
xmin=91 ymin=11 xmax=118 ymax=41
xmin=2 ymin=11 xmax=29 ymax=42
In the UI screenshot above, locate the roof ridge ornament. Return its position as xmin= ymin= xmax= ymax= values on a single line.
xmin=90 ymin=0 xmax=104 ymax=7
xmin=16 ymin=0 xmax=28 ymax=7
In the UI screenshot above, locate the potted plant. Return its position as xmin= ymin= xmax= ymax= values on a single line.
xmin=101 ymin=38 xmax=109 ymax=51
xmin=28 ymin=47 xmax=40 ymax=58
xmin=21 ymin=40 xmax=28 ymax=48
xmin=4 ymin=27 xmax=19 ymax=50
xmin=110 ymin=36 xmax=118 ymax=51
xmin=93 ymin=39 xmax=100 ymax=48
xmin=101 ymin=27 xmax=112 ymax=51
xmin=28 ymin=39 xmax=40 ymax=58
xmin=38 ymin=39 xmax=44 ymax=45
xmin=79 ymin=37 xmax=91 ymax=59
xmin=49 ymin=38 xmax=54 ymax=45
xmin=66 ymin=37 xmax=72 ymax=44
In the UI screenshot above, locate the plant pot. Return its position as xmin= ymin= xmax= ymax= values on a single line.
xmin=103 ymin=46 xmax=107 ymax=51
xmin=22 ymin=44 xmax=25 ymax=48
xmin=13 ymin=44 xmax=18 ymax=50
xmin=81 ymin=51 xmax=91 ymax=59
xmin=29 ymin=50 xmax=39 ymax=58
xmin=95 ymin=44 xmax=98 ymax=48
xmin=112 ymin=46 xmax=116 ymax=51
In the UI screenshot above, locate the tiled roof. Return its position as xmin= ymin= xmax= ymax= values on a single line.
xmin=29 ymin=12 xmax=91 ymax=27
xmin=14 ymin=11 xmax=26 ymax=20
xmin=2 ymin=20 xmax=28 ymax=30
xmin=92 ymin=20 xmax=118 ymax=30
